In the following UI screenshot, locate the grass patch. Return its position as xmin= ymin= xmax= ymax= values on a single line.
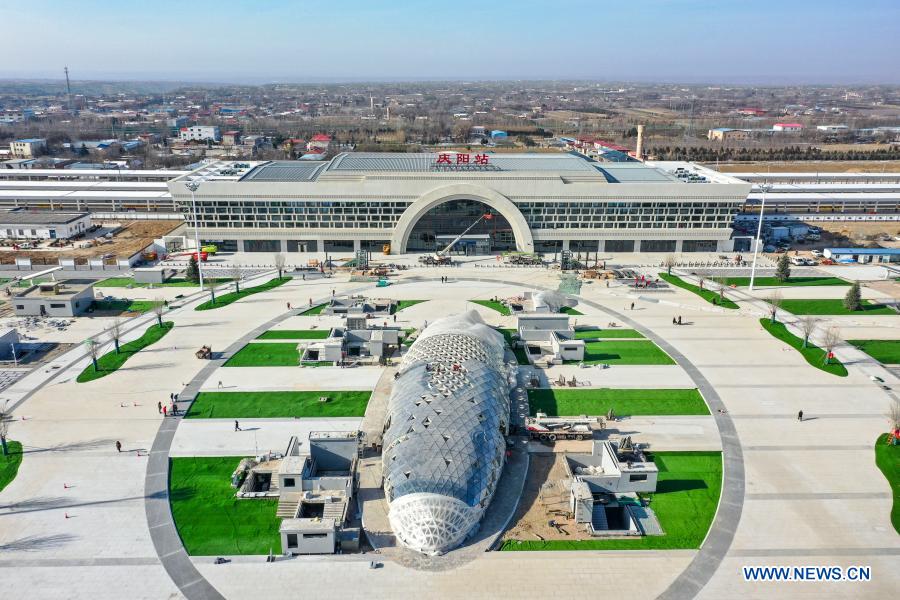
xmin=759 ymin=318 xmax=848 ymax=377
xmin=723 ymin=276 xmax=848 ymax=287
xmin=97 ymin=277 xmax=234 ymax=288
xmin=393 ymin=300 xmax=426 ymax=313
xmin=501 ymin=451 xmax=722 ymax=551
xmin=0 ymin=441 xmax=23 ymax=493
xmin=560 ymin=306 xmax=583 ymax=315
xmin=848 ymin=340 xmax=900 ymax=364
xmin=185 ymin=390 xmax=371 ymax=419
xmin=169 ymin=457 xmax=281 ymax=555
xmin=573 ymin=340 xmax=674 ymax=365
xmin=573 ymin=328 xmax=644 ymax=339
xmin=780 ymin=299 xmax=896 ymax=316
xmin=472 ymin=299 xmax=510 ymax=316
xmin=658 ymin=273 xmax=738 ymax=309
xmin=875 ymin=433 xmax=900 ymax=534
xmin=76 ymin=322 xmax=174 ymax=383
xmin=528 ymin=388 xmax=708 ymax=417
xmin=195 ymin=277 xmax=290 ymax=311
xmin=89 ymin=299 xmax=162 ymax=314
xmin=300 ymin=303 xmax=327 ymax=315
xmin=224 ymin=342 xmax=299 ymax=367
xmin=497 ymin=328 xmax=530 ymax=364
xmin=256 ymin=329 xmax=330 ymax=340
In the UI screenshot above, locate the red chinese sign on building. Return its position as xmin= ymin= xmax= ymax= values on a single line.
xmin=434 ymin=152 xmax=490 ymax=167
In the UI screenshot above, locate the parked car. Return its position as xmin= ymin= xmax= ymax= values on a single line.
xmin=811 ymin=250 xmax=823 ymax=258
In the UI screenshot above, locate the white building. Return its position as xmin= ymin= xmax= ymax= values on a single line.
xmin=0 ymin=210 xmax=90 ymax=239
xmin=10 ymin=139 xmax=47 ymax=158
xmin=816 ymin=125 xmax=850 ymax=133
xmin=772 ymin=123 xmax=803 ymax=132
xmin=178 ymin=126 xmax=221 ymax=142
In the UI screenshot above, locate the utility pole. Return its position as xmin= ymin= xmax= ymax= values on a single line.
xmin=749 ymin=184 xmax=772 ymax=292
xmin=64 ymin=66 xmax=73 ymax=113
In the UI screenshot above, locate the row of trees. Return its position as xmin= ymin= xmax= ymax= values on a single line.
xmin=650 ymin=145 xmax=900 ymax=162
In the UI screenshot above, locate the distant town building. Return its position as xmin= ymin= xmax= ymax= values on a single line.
xmin=490 ymin=130 xmax=508 ymax=139
xmin=10 ymin=138 xmax=47 ymax=158
xmin=179 ymin=126 xmax=221 ymax=142
xmin=773 ymin=123 xmax=803 ymax=132
xmin=737 ymin=108 xmax=766 ymax=116
xmin=307 ymin=134 xmax=332 ymax=151
xmin=0 ymin=109 xmax=35 ymax=124
xmin=222 ymin=131 xmax=242 ymax=146
xmin=708 ymin=128 xmax=751 ymax=142
xmin=816 ymin=125 xmax=850 ymax=133
xmin=166 ymin=117 xmax=189 ymax=129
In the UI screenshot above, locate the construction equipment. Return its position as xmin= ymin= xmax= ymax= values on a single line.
xmin=525 ymin=412 xmax=603 ymax=442
xmin=195 ymin=345 xmax=212 ymax=359
xmin=419 ymin=212 xmax=493 ymax=265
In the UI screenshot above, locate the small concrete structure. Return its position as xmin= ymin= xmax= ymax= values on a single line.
xmin=12 ymin=279 xmax=95 ymax=317
xmin=133 ymin=267 xmax=176 ymax=284
xmin=0 ymin=209 xmax=90 ymax=240
xmin=565 ymin=440 xmax=661 ymax=537
xmin=234 ymin=431 xmax=360 ymax=555
xmin=516 ymin=314 xmax=584 ymax=365
xmin=321 ymin=295 xmax=395 ymax=317
xmin=823 ymin=247 xmax=900 ymax=264
xmin=508 ymin=291 xmax=577 ymax=314
xmin=301 ymin=316 xmax=402 ymax=365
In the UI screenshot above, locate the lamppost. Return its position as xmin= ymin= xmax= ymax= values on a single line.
xmin=183 ymin=180 xmax=208 ymax=298
xmin=748 ymin=183 xmax=772 ymax=292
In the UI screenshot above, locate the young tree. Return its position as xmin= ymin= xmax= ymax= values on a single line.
xmin=186 ymin=255 xmax=200 ymax=283
xmin=843 ymin=281 xmax=862 ymax=312
xmin=697 ymin=275 xmax=706 ymax=290
xmin=775 ymin=254 xmax=791 ymax=282
xmin=822 ymin=326 xmax=841 ymax=364
xmin=799 ymin=315 xmax=818 ymax=348
xmin=888 ymin=397 xmax=900 ymax=434
xmin=766 ymin=290 xmax=783 ymax=323
xmin=663 ymin=254 xmax=676 ymax=276
xmin=85 ymin=339 xmax=99 ymax=372
xmin=230 ymin=261 xmax=243 ymax=294
xmin=151 ymin=297 xmax=165 ymax=328
xmin=108 ymin=318 xmax=122 ymax=354
xmin=0 ymin=410 xmax=10 ymax=456
xmin=274 ymin=253 xmax=286 ymax=279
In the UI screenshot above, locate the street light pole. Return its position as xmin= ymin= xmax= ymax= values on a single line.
xmin=748 ymin=184 xmax=772 ymax=292
xmin=184 ymin=180 xmax=206 ymax=293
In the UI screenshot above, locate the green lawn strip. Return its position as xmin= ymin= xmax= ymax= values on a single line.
xmin=185 ymin=390 xmax=371 ymax=419
xmin=90 ymin=299 xmax=162 ymax=314
xmin=195 ymin=277 xmax=291 ymax=311
xmin=875 ymin=434 xmax=900 ymax=534
xmin=76 ymin=322 xmax=174 ymax=383
xmin=497 ymin=328 xmax=530 ymax=364
xmin=658 ymin=273 xmax=738 ymax=309
xmin=759 ymin=318 xmax=848 ymax=377
xmin=393 ymin=300 xmax=427 ymax=313
xmin=300 ymin=303 xmax=328 ymax=315
xmin=223 ymin=342 xmax=299 ymax=367
xmin=560 ymin=306 xmax=583 ymax=315
xmin=722 ymin=276 xmax=849 ymax=287
xmin=169 ymin=457 xmax=281 ymax=555
xmin=0 ymin=441 xmax=23 ymax=493
xmin=848 ymin=340 xmax=900 ymax=364
xmin=572 ymin=340 xmax=675 ymax=365
xmin=97 ymin=277 xmax=234 ymax=288
xmin=501 ymin=451 xmax=722 ymax=551
xmin=300 ymin=361 xmax=336 ymax=367
xmin=573 ymin=329 xmax=644 ymax=339
xmin=527 ymin=388 xmax=709 ymax=417
xmin=472 ymin=299 xmax=511 ymax=316
xmin=780 ymin=299 xmax=896 ymax=316
xmin=256 ymin=329 xmax=330 ymax=340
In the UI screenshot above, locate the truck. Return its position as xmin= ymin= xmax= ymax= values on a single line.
xmin=525 ymin=412 xmax=603 ymax=442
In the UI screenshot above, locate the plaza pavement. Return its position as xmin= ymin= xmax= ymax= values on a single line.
xmin=0 ymin=264 xmax=897 ymax=599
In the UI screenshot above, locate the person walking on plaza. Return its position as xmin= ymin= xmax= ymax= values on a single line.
xmin=158 ymin=401 xmax=162 ymax=414
xmin=115 ymin=440 xmax=122 ymax=453
xmin=797 ymin=410 xmax=804 ymax=422
xmin=677 ymin=315 xmax=682 ymax=325
xmin=630 ymin=302 xmax=635 ymax=311
xmin=234 ymin=420 xmax=241 ymax=432
xmin=287 ymin=302 xmax=291 ymax=310
xmin=162 ymin=405 xmax=167 ymax=417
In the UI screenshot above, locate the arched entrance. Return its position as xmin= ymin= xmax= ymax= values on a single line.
xmin=407 ymin=199 xmax=515 ymax=253
xmin=390 ymin=184 xmax=534 ymax=254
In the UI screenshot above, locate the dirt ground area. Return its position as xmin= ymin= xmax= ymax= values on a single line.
xmin=807 ymin=222 xmax=900 ymax=248
xmin=715 ymin=160 xmax=900 ymax=173
xmin=502 ymin=453 xmax=593 ymax=543
xmin=0 ymin=220 xmax=180 ymax=262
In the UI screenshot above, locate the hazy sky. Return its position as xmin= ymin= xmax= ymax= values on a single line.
xmin=1 ymin=0 xmax=898 ymax=84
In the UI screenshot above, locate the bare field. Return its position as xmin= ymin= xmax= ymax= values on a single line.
xmin=0 ymin=220 xmax=180 ymax=262
xmin=716 ymin=160 xmax=900 ymax=173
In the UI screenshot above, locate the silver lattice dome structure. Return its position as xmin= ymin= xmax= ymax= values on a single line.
xmin=382 ymin=311 xmax=514 ymax=555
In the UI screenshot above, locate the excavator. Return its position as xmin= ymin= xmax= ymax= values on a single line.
xmin=419 ymin=213 xmax=493 ymax=265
